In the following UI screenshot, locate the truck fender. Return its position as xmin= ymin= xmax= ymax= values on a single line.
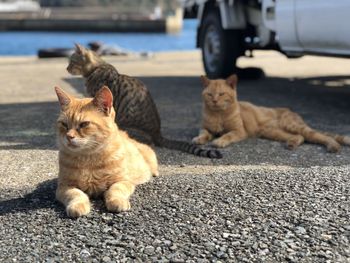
xmin=197 ymin=0 xmax=246 ymax=30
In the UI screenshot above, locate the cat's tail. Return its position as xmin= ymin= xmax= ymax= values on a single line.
xmin=156 ymin=137 xmax=223 ymax=159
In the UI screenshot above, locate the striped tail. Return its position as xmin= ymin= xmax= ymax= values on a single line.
xmin=156 ymin=137 xmax=223 ymax=159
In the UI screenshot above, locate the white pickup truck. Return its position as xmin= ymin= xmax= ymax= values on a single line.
xmin=183 ymin=0 xmax=350 ymax=78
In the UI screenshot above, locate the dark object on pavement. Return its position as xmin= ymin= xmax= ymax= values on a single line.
xmin=38 ymin=48 xmax=74 ymax=58
xmin=88 ymin=41 xmax=128 ymax=56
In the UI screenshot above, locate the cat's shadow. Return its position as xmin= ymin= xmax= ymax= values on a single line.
xmin=0 ymin=179 xmax=113 ymax=219
xmin=0 ymin=179 xmax=61 ymax=216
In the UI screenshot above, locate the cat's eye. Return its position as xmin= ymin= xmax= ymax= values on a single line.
xmin=219 ymin=93 xmax=224 ymax=96
xmin=207 ymin=94 xmax=213 ymax=97
xmin=60 ymin=122 xmax=68 ymax=129
xmin=79 ymin=121 xmax=90 ymax=129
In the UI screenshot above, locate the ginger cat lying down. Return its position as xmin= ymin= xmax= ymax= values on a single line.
xmin=55 ymin=86 xmax=159 ymax=218
xmin=193 ymin=75 xmax=350 ymax=152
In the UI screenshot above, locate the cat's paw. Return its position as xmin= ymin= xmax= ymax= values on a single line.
xmin=66 ymin=201 xmax=91 ymax=218
xmin=106 ymin=198 xmax=131 ymax=212
xmin=286 ymin=135 xmax=304 ymax=150
xmin=327 ymin=141 xmax=341 ymax=153
xmin=211 ymin=138 xmax=230 ymax=148
xmin=192 ymin=136 xmax=208 ymax=145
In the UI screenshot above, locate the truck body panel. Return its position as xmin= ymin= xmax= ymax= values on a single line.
xmin=294 ymin=0 xmax=350 ymax=56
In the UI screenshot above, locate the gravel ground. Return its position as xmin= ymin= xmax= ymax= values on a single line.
xmin=0 ymin=51 xmax=350 ymax=262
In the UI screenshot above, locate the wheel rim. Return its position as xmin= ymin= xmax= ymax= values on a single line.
xmin=204 ymin=25 xmax=221 ymax=73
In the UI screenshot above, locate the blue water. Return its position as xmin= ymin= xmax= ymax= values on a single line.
xmin=0 ymin=19 xmax=197 ymax=56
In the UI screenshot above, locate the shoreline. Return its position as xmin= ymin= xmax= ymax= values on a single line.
xmin=0 ymin=7 xmax=183 ymax=33
xmin=0 ymin=19 xmax=197 ymax=56
xmin=0 ymin=49 xmax=198 ymax=59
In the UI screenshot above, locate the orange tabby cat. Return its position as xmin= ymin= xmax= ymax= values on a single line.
xmin=54 ymin=86 xmax=159 ymax=218
xmin=193 ymin=74 xmax=350 ymax=152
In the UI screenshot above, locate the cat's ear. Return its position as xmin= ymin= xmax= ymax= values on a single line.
xmin=74 ymin=43 xmax=86 ymax=54
xmin=226 ymin=74 xmax=238 ymax=89
xmin=75 ymin=43 xmax=94 ymax=61
xmin=54 ymin=86 xmax=71 ymax=110
xmin=93 ymin=86 xmax=113 ymax=115
xmin=86 ymin=49 xmax=95 ymax=62
xmin=200 ymin=75 xmax=210 ymax=87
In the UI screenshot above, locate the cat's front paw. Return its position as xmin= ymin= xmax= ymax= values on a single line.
xmin=212 ymin=138 xmax=230 ymax=148
xmin=66 ymin=201 xmax=91 ymax=218
xmin=106 ymin=198 xmax=131 ymax=212
xmin=286 ymin=135 xmax=304 ymax=150
xmin=192 ymin=136 xmax=208 ymax=145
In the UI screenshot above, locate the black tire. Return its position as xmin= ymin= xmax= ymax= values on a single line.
xmin=200 ymin=10 xmax=244 ymax=78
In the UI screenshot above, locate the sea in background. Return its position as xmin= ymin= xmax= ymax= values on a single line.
xmin=0 ymin=19 xmax=197 ymax=56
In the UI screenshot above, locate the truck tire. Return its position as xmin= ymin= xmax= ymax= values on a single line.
xmin=200 ymin=10 xmax=243 ymax=78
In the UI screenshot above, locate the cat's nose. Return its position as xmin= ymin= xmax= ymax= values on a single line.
xmin=66 ymin=135 xmax=75 ymax=142
xmin=66 ymin=131 xmax=75 ymax=141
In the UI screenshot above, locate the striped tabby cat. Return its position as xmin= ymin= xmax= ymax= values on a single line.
xmin=67 ymin=44 xmax=222 ymax=159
